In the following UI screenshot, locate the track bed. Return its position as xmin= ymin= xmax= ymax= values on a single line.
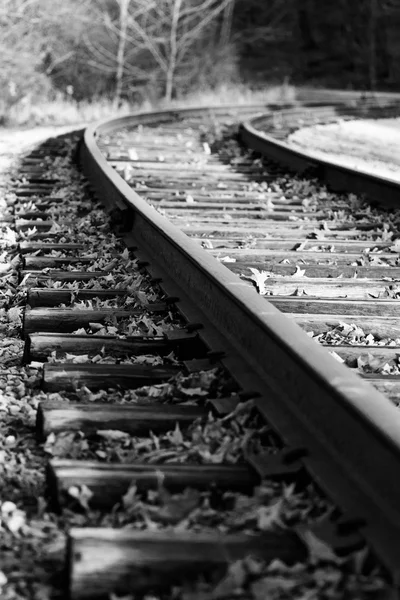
xmin=1 ymin=99 xmax=400 ymax=598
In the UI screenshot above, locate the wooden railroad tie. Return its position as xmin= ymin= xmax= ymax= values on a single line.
xmin=67 ymin=529 xmax=307 ymax=599
xmin=24 ymin=330 xmax=204 ymax=362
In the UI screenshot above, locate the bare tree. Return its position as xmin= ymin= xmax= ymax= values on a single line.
xmin=165 ymin=0 xmax=182 ymax=101
xmin=0 ymin=0 xmax=53 ymax=107
xmin=220 ymin=0 xmax=235 ymax=46
xmin=115 ymin=0 xmax=130 ymax=106
xmin=368 ymin=0 xmax=378 ymax=90
xmin=84 ymin=0 xmax=157 ymax=100
xmin=0 ymin=0 xmax=97 ymax=101
xmin=85 ymin=0 xmax=235 ymax=103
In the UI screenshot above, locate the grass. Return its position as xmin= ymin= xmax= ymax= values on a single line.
xmin=3 ymin=96 xmax=133 ymax=127
xmin=171 ymin=82 xmax=296 ymax=107
xmin=2 ymin=83 xmax=296 ymax=127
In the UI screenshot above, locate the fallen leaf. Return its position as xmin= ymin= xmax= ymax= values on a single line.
xmin=89 ymin=322 xmax=104 ymax=331
xmin=247 ymin=267 xmax=271 ymax=295
xmin=147 ymin=487 xmax=200 ymax=524
xmin=0 ymin=571 xmax=7 ymax=592
xmin=7 ymin=306 xmax=22 ymax=325
xmin=65 ymin=353 xmax=90 ymax=364
xmin=257 ymin=500 xmax=284 ymax=530
xmin=166 ymin=422 xmax=184 ymax=446
xmin=211 ymin=560 xmax=246 ymax=598
xmin=297 ymin=527 xmax=340 ymax=564
xmin=96 ymin=430 xmax=131 ymax=441
xmin=251 ymin=576 xmax=296 ymax=600
xmin=292 ymin=265 xmax=306 ymax=277
xmin=330 ymin=351 xmax=345 ymax=364
xmin=68 ymin=484 xmax=93 ymax=510
xmin=128 ymin=148 xmax=138 ymax=160
xmin=122 ymin=483 xmax=138 ymax=510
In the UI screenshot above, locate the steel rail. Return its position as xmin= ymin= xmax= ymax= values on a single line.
xmin=240 ymin=109 xmax=400 ymax=207
xmin=81 ymin=103 xmax=400 ymax=579
xmin=297 ymin=86 xmax=400 ymax=104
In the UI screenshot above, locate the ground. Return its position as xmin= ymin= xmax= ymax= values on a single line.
xmin=0 ymin=125 xmax=85 ymax=175
xmin=287 ymin=118 xmax=400 ymax=182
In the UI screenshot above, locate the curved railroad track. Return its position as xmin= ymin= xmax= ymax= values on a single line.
xmin=5 ymin=92 xmax=400 ymax=598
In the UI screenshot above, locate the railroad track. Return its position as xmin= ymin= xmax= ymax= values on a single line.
xmin=4 ymin=94 xmax=400 ymax=598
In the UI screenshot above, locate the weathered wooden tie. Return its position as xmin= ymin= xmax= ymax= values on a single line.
xmin=42 ymin=363 xmax=181 ymax=391
xmin=19 ymin=241 xmax=86 ymax=253
xmin=67 ymin=529 xmax=306 ymax=599
xmin=16 ymin=219 xmax=70 ymax=231
xmin=20 ymin=270 xmax=104 ymax=284
xmin=37 ymin=401 xmax=205 ymax=439
xmin=23 ymin=307 xmax=142 ymax=334
xmin=329 ymin=345 xmax=400 ymax=366
xmin=270 ymin=297 xmax=400 ymax=317
xmin=229 ymin=262 xmax=400 ymax=279
xmin=24 ymin=331 xmax=203 ymax=362
xmin=26 ymin=288 xmax=168 ymax=312
xmin=47 ymin=460 xmax=258 ymax=510
xmin=290 ymin=314 xmax=400 ymax=339
xmin=23 ymin=256 xmax=92 ymax=268
xmin=27 ymin=288 xmax=129 ymax=307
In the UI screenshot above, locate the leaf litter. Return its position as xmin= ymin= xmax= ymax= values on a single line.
xmin=0 ymin=124 xmax=393 ymax=600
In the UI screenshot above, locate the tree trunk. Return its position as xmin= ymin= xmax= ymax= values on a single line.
xmin=165 ymin=0 xmax=182 ymax=101
xmin=114 ymin=0 xmax=130 ymax=108
xmin=220 ymin=0 xmax=234 ymax=46
xmin=368 ymin=0 xmax=377 ymax=90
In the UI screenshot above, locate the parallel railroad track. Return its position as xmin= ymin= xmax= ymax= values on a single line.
xmin=5 ymin=95 xmax=400 ymax=598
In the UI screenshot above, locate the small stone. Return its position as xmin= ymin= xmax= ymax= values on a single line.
xmin=1 ymin=500 xmax=17 ymax=514
xmin=7 ymin=511 xmax=25 ymax=533
xmin=0 ymin=570 xmax=7 ymax=590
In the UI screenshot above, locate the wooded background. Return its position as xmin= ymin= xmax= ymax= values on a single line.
xmin=1 ymin=0 xmax=400 ymax=111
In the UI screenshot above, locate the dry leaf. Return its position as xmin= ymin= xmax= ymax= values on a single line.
xmin=7 ymin=306 xmax=22 ymax=325
xmin=147 ymin=487 xmax=200 ymax=525
xmin=65 ymin=353 xmax=89 ymax=364
xmin=0 ymin=571 xmax=7 ymax=592
xmin=128 ymin=148 xmax=138 ymax=160
xmin=166 ymin=422 xmax=184 ymax=446
xmin=68 ymin=484 xmax=93 ymax=510
xmin=251 ymin=576 xmax=296 ymax=599
xmin=329 ymin=351 xmax=345 ymax=364
xmin=295 ymin=243 xmax=308 ymax=254
xmin=211 ymin=560 xmax=246 ymax=598
xmin=297 ymin=527 xmax=340 ymax=564
xmin=390 ymin=240 xmax=400 ymax=253
xmin=292 ymin=265 xmax=306 ymax=277
xmin=257 ymin=500 xmax=284 ymax=530
xmin=247 ymin=267 xmax=271 ymax=295
xmin=96 ymin=430 xmax=130 ymax=441
xmin=219 ymin=256 xmax=236 ymax=263
xmin=122 ymin=483 xmax=138 ymax=510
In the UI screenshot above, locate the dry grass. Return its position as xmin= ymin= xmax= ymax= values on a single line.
xmin=3 ymin=83 xmax=296 ymax=127
xmin=171 ymin=83 xmax=296 ymax=107
xmin=4 ymin=96 xmax=133 ymax=127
